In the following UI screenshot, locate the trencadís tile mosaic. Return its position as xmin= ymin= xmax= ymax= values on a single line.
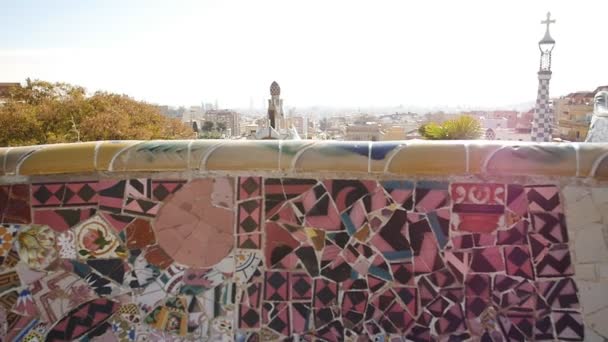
xmin=0 ymin=178 xmax=584 ymax=341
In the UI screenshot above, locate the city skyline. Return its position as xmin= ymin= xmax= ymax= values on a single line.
xmin=1 ymin=0 xmax=607 ymax=109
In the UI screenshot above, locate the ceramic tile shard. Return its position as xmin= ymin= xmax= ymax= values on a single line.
xmin=0 ymin=184 xmax=31 ymax=224
xmin=153 ymin=178 xmax=233 ymax=268
xmin=74 ymin=215 xmax=127 ymax=260
xmin=0 ymin=178 xmax=588 ymax=341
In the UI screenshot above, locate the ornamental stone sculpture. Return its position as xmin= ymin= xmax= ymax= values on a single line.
xmin=585 ymin=91 xmax=608 ymax=142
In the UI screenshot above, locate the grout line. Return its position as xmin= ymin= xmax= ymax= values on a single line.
xmin=590 ymin=150 xmax=608 ymax=178
xmin=573 ymin=143 xmax=580 ymax=177
xmin=15 ymin=146 xmax=42 ymax=175
xmin=199 ymin=141 xmax=226 ymax=171
xmin=464 ymin=142 xmax=470 ymax=174
xmin=481 ymin=146 xmax=505 ymax=175
xmin=186 ymin=140 xmax=194 ymax=170
xmin=383 ymin=143 xmax=407 ymax=174
xmin=2 ymin=147 xmax=12 ymax=174
xmin=108 ymin=142 xmax=140 ymax=172
xmin=278 ymin=139 xmax=283 ymax=170
xmin=93 ymin=141 xmax=102 ymax=171
xmin=186 ymin=140 xmax=194 ymax=182
xmin=367 ymin=141 xmax=372 ymax=173
xmin=289 ymin=142 xmax=317 ymax=172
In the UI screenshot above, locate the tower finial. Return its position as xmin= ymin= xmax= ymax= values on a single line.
xmin=270 ymin=81 xmax=280 ymax=96
xmin=542 ymin=12 xmax=555 ymax=33
xmin=539 ymin=12 xmax=556 ymax=45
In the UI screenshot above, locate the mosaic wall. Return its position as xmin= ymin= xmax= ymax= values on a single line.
xmin=0 ymin=177 xmax=587 ymax=341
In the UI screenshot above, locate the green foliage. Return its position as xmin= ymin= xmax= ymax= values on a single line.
xmin=319 ymin=118 xmax=329 ymax=131
xmin=417 ymin=123 xmax=429 ymax=136
xmin=201 ymin=121 xmax=214 ymax=132
xmin=216 ymin=122 xmax=227 ymax=132
xmin=420 ymin=115 xmax=482 ymax=140
xmin=0 ymin=79 xmax=194 ymax=147
xmin=198 ymin=131 xmax=222 ymax=139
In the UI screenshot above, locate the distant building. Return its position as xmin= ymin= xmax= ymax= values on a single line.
xmin=594 ymin=85 xmax=608 ymax=94
xmin=345 ymin=123 xmax=384 ymax=141
xmin=205 ymin=109 xmax=241 ymax=136
xmin=381 ymin=125 xmax=406 ymax=140
xmin=182 ymin=106 xmax=204 ymax=123
xmin=242 ymin=123 xmax=259 ymax=137
xmin=516 ymin=110 xmax=534 ymax=133
xmin=480 ymin=117 xmax=509 ymax=130
xmin=484 ymin=128 xmax=531 ymax=141
xmin=255 ymin=81 xmax=300 ymax=140
xmin=156 ymin=105 xmax=184 ymax=119
xmin=553 ymin=89 xmax=602 ymax=141
xmin=487 ymin=111 xmax=519 ymax=128
xmin=287 ymin=116 xmax=308 ymax=138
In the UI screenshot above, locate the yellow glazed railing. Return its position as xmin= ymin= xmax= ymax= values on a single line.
xmin=1 ymin=140 xmax=608 ymax=179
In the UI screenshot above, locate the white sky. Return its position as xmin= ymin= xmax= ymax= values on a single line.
xmin=1 ymin=0 xmax=606 ymax=109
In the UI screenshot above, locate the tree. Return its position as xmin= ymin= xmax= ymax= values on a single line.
xmin=201 ymin=121 xmax=214 ymax=132
xmin=198 ymin=131 xmax=222 ymax=139
xmin=420 ymin=115 xmax=482 ymax=140
xmin=0 ymin=80 xmax=194 ymax=146
xmin=216 ymin=122 xmax=227 ymax=132
xmin=319 ymin=118 xmax=329 ymax=131
xmin=418 ymin=123 xmax=429 ymax=137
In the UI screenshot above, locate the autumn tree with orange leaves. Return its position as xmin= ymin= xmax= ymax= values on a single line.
xmin=0 ymin=79 xmax=194 ymax=146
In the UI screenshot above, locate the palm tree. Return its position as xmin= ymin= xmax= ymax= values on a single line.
xmin=420 ymin=115 xmax=482 ymax=140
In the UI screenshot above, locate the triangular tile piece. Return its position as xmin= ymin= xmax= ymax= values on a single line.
xmin=87 ymin=258 xmax=126 ymax=283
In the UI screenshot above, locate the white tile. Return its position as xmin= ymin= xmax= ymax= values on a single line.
xmin=575 ymin=224 xmax=608 ymax=264
xmin=578 ymin=280 xmax=608 ymax=314
xmin=575 ymin=263 xmax=598 ymax=281
xmin=592 ymin=187 xmax=608 ymax=224
xmin=564 ymin=186 xmax=602 ymax=230
xmin=586 ymin=308 xmax=608 ymax=339
xmin=591 ymin=188 xmax=608 ymax=206
xmin=599 ymin=264 xmax=608 ymax=280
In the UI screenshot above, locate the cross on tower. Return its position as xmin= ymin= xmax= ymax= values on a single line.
xmin=541 ymin=12 xmax=555 ymax=32
xmin=532 ymin=11 xmax=557 ymax=142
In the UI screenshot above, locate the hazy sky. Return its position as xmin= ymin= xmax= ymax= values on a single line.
xmin=1 ymin=0 xmax=606 ymax=109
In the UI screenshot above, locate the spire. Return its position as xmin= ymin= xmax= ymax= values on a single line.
xmin=270 ymin=81 xmax=280 ymax=96
xmin=539 ymin=12 xmax=556 ymax=45
xmin=531 ymin=11 xmax=557 ymax=142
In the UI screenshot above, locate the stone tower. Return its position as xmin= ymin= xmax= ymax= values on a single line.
xmin=268 ymin=81 xmax=284 ymax=129
xmin=531 ymin=12 xmax=556 ymax=142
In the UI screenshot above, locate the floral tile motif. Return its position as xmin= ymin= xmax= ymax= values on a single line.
xmin=0 ymin=178 xmax=585 ymax=340
xmin=74 ymin=215 xmax=127 ymax=260
xmin=16 ymin=224 xmax=57 ymax=270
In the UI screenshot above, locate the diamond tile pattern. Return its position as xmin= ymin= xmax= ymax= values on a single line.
xmin=1 ymin=178 xmax=586 ymax=341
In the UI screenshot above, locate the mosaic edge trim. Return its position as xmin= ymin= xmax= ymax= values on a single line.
xmin=1 ymin=140 xmax=608 ymax=179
